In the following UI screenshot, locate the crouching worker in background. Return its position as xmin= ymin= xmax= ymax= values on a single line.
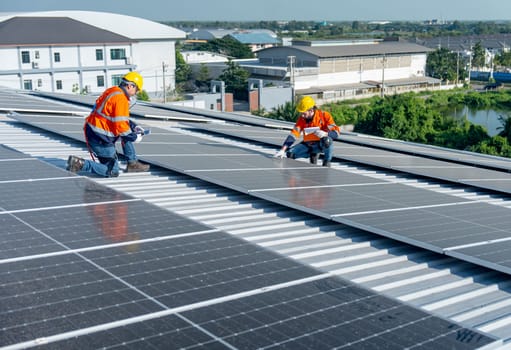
xmin=66 ymin=71 xmax=150 ymax=177
xmin=274 ymin=96 xmax=340 ymax=167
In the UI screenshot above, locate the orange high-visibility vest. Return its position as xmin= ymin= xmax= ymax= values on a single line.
xmin=85 ymin=86 xmax=132 ymax=140
xmin=291 ymin=109 xmax=341 ymax=143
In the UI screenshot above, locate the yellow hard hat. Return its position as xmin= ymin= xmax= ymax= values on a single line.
xmin=296 ymin=96 xmax=315 ymax=113
xmin=123 ymin=71 xmax=144 ymax=90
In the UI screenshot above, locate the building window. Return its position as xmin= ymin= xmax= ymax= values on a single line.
xmin=56 ymin=80 xmax=63 ymax=90
xmin=35 ymin=51 xmax=40 ymax=59
xmin=96 ymin=49 xmax=103 ymax=61
xmin=110 ymin=48 xmax=126 ymax=60
xmin=21 ymin=51 xmax=30 ymax=64
xmin=23 ymin=80 xmax=33 ymax=90
xmin=97 ymin=75 xmax=105 ymax=87
xmin=54 ymin=52 xmax=61 ymax=62
xmin=37 ymin=79 xmax=42 ymax=87
xmin=111 ymin=74 xmax=124 ymax=86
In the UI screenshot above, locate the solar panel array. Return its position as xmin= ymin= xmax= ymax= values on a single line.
xmin=185 ymin=121 xmax=511 ymax=195
xmin=29 ymin=89 xmax=511 ymax=172
xmin=31 ymin=91 xmax=215 ymax=123
xmin=2 ymin=140 xmax=498 ymax=348
xmin=7 ymin=110 xmax=511 ymax=279
xmin=0 ymin=89 xmax=90 ymax=116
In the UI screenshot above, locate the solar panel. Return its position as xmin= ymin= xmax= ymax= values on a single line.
xmin=449 ymin=240 xmax=511 ymax=272
xmin=31 ymin=91 xmax=215 ymax=122
xmin=0 ymin=89 xmax=89 ymax=115
xmin=0 ymin=158 xmax=75 ymax=181
xmin=0 ymin=177 xmax=132 ymax=212
xmin=184 ymin=167 xmax=381 ymax=191
xmin=3 ymin=150 xmax=498 ymax=349
xmin=185 ymin=121 xmax=511 ymax=195
xmin=7 ymin=111 xmax=511 ymax=277
xmin=341 ymin=132 xmax=511 ymax=172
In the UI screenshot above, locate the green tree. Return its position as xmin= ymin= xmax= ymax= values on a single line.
xmin=472 ymin=41 xmax=486 ymax=69
xmin=175 ymin=50 xmax=192 ymax=84
xmin=494 ymin=51 xmax=511 ymax=68
xmin=218 ymin=59 xmax=250 ymax=99
xmin=192 ymin=37 xmax=254 ymax=59
xmin=195 ymin=63 xmax=211 ymax=92
xmin=426 ymin=48 xmax=464 ymax=82
xmin=266 ymin=101 xmax=298 ymax=121
xmin=136 ymin=89 xmax=150 ymax=101
xmin=469 ymin=135 xmax=511 ymax=157
xmin=497 ymin=114 xmax=511 ymax=143
xmin=355 ymin=93 xmax=439 ymax=143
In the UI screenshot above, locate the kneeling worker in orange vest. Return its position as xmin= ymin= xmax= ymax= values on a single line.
xmin=274 ymin=96 xmax=340 ymax=167
xmin=66 ymin=71 xmax=150 ymax=177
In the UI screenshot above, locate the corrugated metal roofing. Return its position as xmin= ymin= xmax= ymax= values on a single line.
xmin=259 ymin=41 xmax=433 ymax=59
xmin=0 ymin=16 xmax=132 ymax=46
xmin=228 ymin=32 xmax=280 ymax=44
xmin=0 ymin=11 xmax=186 ymax=40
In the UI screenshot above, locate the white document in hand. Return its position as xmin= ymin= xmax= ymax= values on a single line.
xmin=304 ymin=127 xmax=319 ymax=135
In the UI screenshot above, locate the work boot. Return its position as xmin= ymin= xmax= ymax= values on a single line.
xmin=126 ymin=161 xmax=150 ymax=172
xmin=66 ymin=155 xmax=84 ymax=173
xmin=322 ymin=159 xmax=331 ymax=167
xmin=309 ymin=153 xmax=318 ymax=164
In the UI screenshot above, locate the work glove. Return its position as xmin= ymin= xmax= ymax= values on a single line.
xmin=314 ymin=129 xmax=328 ymax=138
xmin=134 ymin=125 xmax=145 ymax=134
xmin=134 ymin=134 xmax=143 ymax=143
xmin=274 ymin=149 xmax=286 ymax=158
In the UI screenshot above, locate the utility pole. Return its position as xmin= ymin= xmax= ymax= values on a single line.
xmin=381 ymin=54 xmax=387 ymax=98
xmin=287 ymin=56 xmax=296 ymax=102
xmin=456 ymin=51 xmax=460 ymax=86
xmin=162 ymin=62 xmax=168 ymax=103
xmin=468 ymin=51 xmax=472 ymax=85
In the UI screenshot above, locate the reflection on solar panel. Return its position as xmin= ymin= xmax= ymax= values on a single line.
xmin=0 ymin=89 xmax=89 ymax=115
xmin=188 ymin=121 xmax=511 ymax=195
xmin=30 ymin=91 xmax=215 ymax=122
xmin=340 ymin=132 xmax=511 ymax=172
xmin=7 ymin=112 xmax=511 ymax=278
xmin=2 ymin=152 xmax=498 ymax=349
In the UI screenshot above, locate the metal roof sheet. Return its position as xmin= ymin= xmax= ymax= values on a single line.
xmin=0 ymin=16 xmax=132 ymax=46
xmin=228 ymin=32 xmax=280 ymax=44
xmin=259 ymin=41 xmax=433 ymax=59
xmin=0 ymin=10 xmax=186 ymax=40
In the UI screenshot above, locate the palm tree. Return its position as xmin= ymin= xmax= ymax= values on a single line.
xmin=497 ymin=114 xmax=511 ymax=142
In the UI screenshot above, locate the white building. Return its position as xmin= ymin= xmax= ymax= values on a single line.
xmin=243 ymin=39 xmax=440 ymax=102
xmin=0 ymin=11 xmax=186 ymax=96
xmin=181 ymin=51 xmax=230 ymax=64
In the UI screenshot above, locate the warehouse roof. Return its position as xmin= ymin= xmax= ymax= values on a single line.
xmin=0 ymin=16 xmax=131 ymax=46
xmin=0 ymin=10 xmax=186 ymax=41
xmin=258 ymin=41 xmax=433 ymax=59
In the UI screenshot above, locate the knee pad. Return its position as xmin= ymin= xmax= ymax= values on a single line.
xmin=320 ymin=136 xmax=332 ymax=150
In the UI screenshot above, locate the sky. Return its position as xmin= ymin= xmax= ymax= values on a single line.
xmin=2 ymin=0 xmax=511 ymax=22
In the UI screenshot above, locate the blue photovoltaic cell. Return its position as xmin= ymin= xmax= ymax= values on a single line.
xmin=0 ymin=177 xmax=131 ymax=212
xmin=0 ymin=232 xmax=320 ymax=346
xmin=184 ymin=167 xmax=379 ymax=191
xmin=254 ymin=183 xmax=465 ymax=217
xmin=182 ymin=277 xmax=496 ymax=350
xmin=0 ymin=214 xmax=64 ymax=259
xmin=449 ymin=240 xmax=511 ymax=274
xmin=33 ymin=314 xmax=226 ymax=349
xmin=336 ymin=202 xmax=511 ymax=255
xmin=0 ymin=159 xmax=74 ymax=181
xmin=0 ymin=99 xmax=501 ymax=349
xmin=13 ymin=200 xmax=212 ymax=252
